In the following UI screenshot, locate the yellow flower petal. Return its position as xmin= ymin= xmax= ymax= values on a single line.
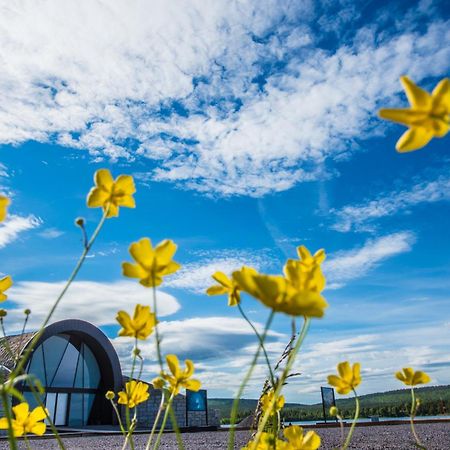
xmin=0 ymin=418 xmax=10 ymax=429
xmin=166 ymin=354 xmax=181 ymax=378
xmin=87 ymin=187 xmax=110 ymax=208
xmin=206 ymin=285 xmax=228 ymax=296
xmin=12 ymin=402 xmax=29 ymax=419
xmin=28 ymin=406 xmax=47 ymax=423
xmin=396 ymin=127 xmax=434 ymax=152
xmin=129 ymin=238 xmax=153 ymax=268
xmin=432 ymin=78 xmax=450 ymax=110
xmin=400 ymin=76 xmax=432 ymax=110
xmin=211 ymin=272 xmax=232 ymax=288
xmin=0 ymin=275 xmax=13 ymax=292
xmin=378 ymin=109 xmax=429 ymax=127
xmin=115 ymin=175 xmax=136 ymax=195
xmin=185 ymin=379 xmax=201 ymax=391
xmin=122 ymin=262 xmax=148 ymax=279
xmin=155 ymin=240 xmax=178 ymax=265
xmin=30 ymin=422 xmax=46 ymax=436
xmin=95 ymin=169 xmax=114 ymax=190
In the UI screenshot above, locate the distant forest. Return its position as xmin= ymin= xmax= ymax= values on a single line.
xmin=210 ymin=385 xmax=450 ymax=424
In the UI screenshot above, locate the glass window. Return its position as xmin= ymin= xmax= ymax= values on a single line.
xmin=54 ymin=393 xmax=68 ymax=426
xmin=27 ymin=345 xmax=47 ymax=387
xmin=52 ymin=341 xmax=79 ymax=388
xmin=84 ymin=394 xmax=95 ymax=424
xmin=83 ymin=344 xmax=100 ymax=389
xmin=42 ymin=335 xmax=69 ymax=386
xmin=45 ymin=393 xmax=57 ymax=425
xmin=68 ymin=394 xmax=83 ymax=427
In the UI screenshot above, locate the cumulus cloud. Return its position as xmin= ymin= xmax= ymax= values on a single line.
xmin=6 ymin=280 xmax=180 ymax=332
xmin=324 ymin=232 xmax=415 ymax=288
xmin=1 ymin=1 xmax=449 ymax=195
xmin=331 ymin=175 xmax=450 ymax=232
xmin=0 ymin=215 xmax=41 ymax=248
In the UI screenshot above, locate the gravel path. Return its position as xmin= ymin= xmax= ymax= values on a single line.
xmin=0 ymin=422 xmax=449 ymax=449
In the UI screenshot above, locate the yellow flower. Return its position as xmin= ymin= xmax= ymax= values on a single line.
xmin=395 ymin=368 xmax=431 ymax=386
xmin=117 ymin=380 xmax=150 ymax=408
xmin=0 ymin=276 xmax=13 ymax=302
xmin=327 ymin=361 xmax=361 ymax=395
xmin=233 ymin=266 xmax=327 ymax=318
xmin=87 ymin=168 xmax=136 ymax=218
xmin=151 ymin=377 xmax=166 ymax=390
xmin=116 ymin=304 xmax=157 ymax=340
xmin=0 ymin=402 xmax=47 ymax=437
xmin=260 ymin=390 xmax=285 ymax=416
xmin=283 ymin=426 xmax=321 ymax=450
xmin=241 ymin=432 xmax=288 ymax=450
xmin=161 ymin=354 xmax=201 ymax=396
xmin=206 ymin=271 xmax=240 ymax=306
xmin=122 ymin=238 xmax=180 ymax=287
xmin=0 ymin=196 xmax=10 ymax=222
xmin=379 ymin=76 xmax=450 ymax=152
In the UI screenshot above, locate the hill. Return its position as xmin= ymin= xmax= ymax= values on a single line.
xmin=210 ymin=385 xmax=450 ymax=422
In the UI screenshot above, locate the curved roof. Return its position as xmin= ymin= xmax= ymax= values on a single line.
xmin=0 ymin=319 xmax=123 ymax=392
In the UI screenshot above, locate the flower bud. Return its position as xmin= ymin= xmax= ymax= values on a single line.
xmin=24 ymin=309 xmax=31 ymax=316
xmin=329 ymin=406 xmax=338 ymax=416
xmin=152 ymin=377 xmax=165 ymax=390
xmin=105 ymin=391 xmax=115 ymax=400
xmin=133 ymin=347 xmax=141 ymax=357
xmin=75 ymin=217 xmax=85 ymax=227
xmin=0 ymin=309 xmax=7 ymax=318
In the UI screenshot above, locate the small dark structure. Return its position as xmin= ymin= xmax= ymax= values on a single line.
xmin=0 ymin=319 xmax=122 ymax=426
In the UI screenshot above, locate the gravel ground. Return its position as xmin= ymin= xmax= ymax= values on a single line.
xmin=0 ymin=422 xmax=449 ymax=449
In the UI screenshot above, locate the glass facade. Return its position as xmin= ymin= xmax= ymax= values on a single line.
xmin=25 ymin=333 xmax=101 ymax=427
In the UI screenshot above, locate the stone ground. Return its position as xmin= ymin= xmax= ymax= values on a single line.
xmin=0 ymin=422 xmax=449 ymax=449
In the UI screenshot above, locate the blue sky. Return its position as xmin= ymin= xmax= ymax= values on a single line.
xmin=0 ymin=0 xmax=449 ymax=403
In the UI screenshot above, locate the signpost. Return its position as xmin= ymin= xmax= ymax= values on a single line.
xmin=320 ymin=386 xmax=337 ymax=423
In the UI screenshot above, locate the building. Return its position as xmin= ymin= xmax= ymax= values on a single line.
xmin=0 ymin=319 xmax=219 ymax=429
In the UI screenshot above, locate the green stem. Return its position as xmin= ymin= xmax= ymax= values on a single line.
xmin=342 ymin=390 xmax=359 ymax=450
xmin=145 ymin=391 xmax=166 ymax=450
xmin=123 ymin=342 xmax=139 ymax=450
xmin=1 ymin=390 xmax=17 ymax=450
xmin=110 ymin=399 xmax=126 ymax=436
xmin=28 ymin=380 xmax=66 ymax=450
xmin=168 ymin=404 xmax=185 ymax=450
xmin=410 ymin=388 xmax=426 ymax=450
xmin=23 ymin=436 xmax=32 ymax=450
xmin=152 ymin=391 xmax=175 ymax=450
xmin=12 ymin=209 xmax=108 ymax=379
xmin=152 ymin=283 xmax=164 ymax=374
xmin=228 ymin=311 xmax=275 ymax=450
xmin=250 ymin=317 xmax=310 ymax=450
xmin=238 ymin=304 xmax=275 ymax=387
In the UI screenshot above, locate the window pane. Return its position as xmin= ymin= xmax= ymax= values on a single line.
xmin=42 ymin=336 xmax=69 ymax=386
xmin=83 ymin=344 xmax=100 ymax=389
xmin=27 ymin=345 xmax=47 ymax=387
xmin=52 ymin=341 xmax=79 ymax=387
xmin=84 ymin=394 xmax=95 ymax=425
xmin=54 ymin=393 xmax=68 ymax=426
xmin=68 ymin=394 xmax=83 ymax=427
xmin=45 ymin=393 xmax=57 ymax=424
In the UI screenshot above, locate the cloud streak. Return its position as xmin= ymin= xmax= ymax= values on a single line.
xmin=331 ymin=175 xmax=450 ymax=232
xmin=0 ymin=215 xmax=41 ymax=248
xmin=324 ymin=232 xmax=415 ymax=288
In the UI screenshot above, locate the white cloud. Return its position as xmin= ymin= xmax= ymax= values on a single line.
xmin=6 ymin=280 xmax=180 ymax=332
xmin=331 ymin=175 xmax=450 ymax=232
xmin=166 ymin=250 xmax=270 ymax=293
xmin=38 ymin=227 xmax=64 ymax=239
xmin=324 ymin=232 xmax=415 ymax=288
xmin=0 ymin=215 xmax=41 ymax=248
xmin=0 ymin=2 xmax=448 ymax=195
